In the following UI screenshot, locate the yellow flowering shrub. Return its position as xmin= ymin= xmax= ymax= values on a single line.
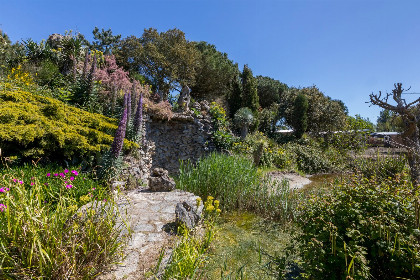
xmin=0 ymin=82 xmax=138 ymax=161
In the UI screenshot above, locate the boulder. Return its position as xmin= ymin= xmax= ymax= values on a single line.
xmin=148 ymin=168 xmax=175 ymax=192
xmin=175 ymin=201 xmax=202 ymax=229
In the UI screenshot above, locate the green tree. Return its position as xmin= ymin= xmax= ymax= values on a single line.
xmin=227 ymin=76 xmax=242 ymax=118
xmin=115 ymin=28 xmax=200 ymax=99
xmin=91 ymin=27 xmax=121 ymax=55
xmin=283 ymin=86 xmax=347 ymax=134
xmin=256 ymin=75 xmax=288 ymax=108
xmin=258 ymin=103 xmax=280 ymax=137
xmin=191 ymin=41 xmax=239 ymax=101
xmin=241 ymin=64 xmax=259 ymax=111
xmin=291 ymin=93 xmax=308 ymax=138
xmin=376 ymin=109 xmax=403 ymax=132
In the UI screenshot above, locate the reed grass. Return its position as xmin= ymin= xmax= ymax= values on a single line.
xmin=177 ymin=153 xmax=304 ymax=222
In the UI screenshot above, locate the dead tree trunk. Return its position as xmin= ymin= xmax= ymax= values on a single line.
xmin=369 ymin=83 xmax=420 ymax=189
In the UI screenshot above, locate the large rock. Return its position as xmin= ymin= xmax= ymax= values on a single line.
xmin=149 ymin=168 xmax=175 ymax=192
xmin=175 ymin=201 xmax=202 ymax=229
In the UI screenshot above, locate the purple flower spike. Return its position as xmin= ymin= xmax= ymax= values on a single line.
xmin=111 ymin=93 xmax=128 ymax=158
xmin=59 ymin=173 xmax=65 ymax=178
xmin=47 ymin=173 xmax=51 ymax=177
xmin=71 ymin=170 xmax=79 ymax=176
xmin=133 ymin=92 xmax=143 ymax=136
xmin=64 ymin=169 xmax=69 ymax=174
xmin=65 ymin=184 xmax=73 ymax=189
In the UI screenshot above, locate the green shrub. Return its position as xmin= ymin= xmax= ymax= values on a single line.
xmin=0 ymin=165 xmax=128 ymax=279
xmin=351 ymin=155 xmax=407 ymax=180
xmin=0 ymin=82 xmax=137 ymax=162
xmin=209 ymin=102 xmax=236 ymax=150
xmin=284 ymin=141 xmax=341 ymax=174
xmin=291 ymin=173 xmax=420 ymax=279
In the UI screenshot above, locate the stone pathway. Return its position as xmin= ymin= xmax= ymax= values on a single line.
xmin=98 ymin=189 xmax=200 ymax=280
xmin=268 ymin=171 xmax=312 ymax=189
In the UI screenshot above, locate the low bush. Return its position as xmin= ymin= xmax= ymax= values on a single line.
xmin=0 ymin=81 xmax=137 ymax=163
xmin=351 ymin=154 xmax=407 ymax=180
xmin=209 ymin=102 xmax=236 ymax=150
xmin=284 ymin=140 xmax=343 ymax=174
xmin=286 ymin=172 xmax=420 ymax=279
xmin=0 ymin=165 xmax=128 ymax=279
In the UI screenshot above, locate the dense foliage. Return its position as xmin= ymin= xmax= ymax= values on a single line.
xmin=293 ymin=172 xmax=419 ymax=280
xmin=0 ymin=80 xmax=137 ymax=162
xmin=0 ymin=165 xmax=128 ymax=279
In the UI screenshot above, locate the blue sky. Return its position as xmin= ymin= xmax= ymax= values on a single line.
xmin=1 ymin=0 xmax=419 ymax=123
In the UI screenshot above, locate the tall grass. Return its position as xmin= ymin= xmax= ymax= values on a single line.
xmin=0 ymin=165 xmax=129 ymax=279
xmin=177 ymin=153 xmax=304 ymax=222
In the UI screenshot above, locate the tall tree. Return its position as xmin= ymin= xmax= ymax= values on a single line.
xmin=241 ymin=64 xmax=259 ymax=111
xmin=91 ymin=27 xmax=121 ymax=55
xmin=256 ymin=75 xmax=288 ymax=108
xmin=227 ymin=76 xmax=242 ymax=118
xmin=376 ymin=109 xmax=403 ymax=132
xmin=191 ymin=41 xmax=239 ymax=101
xmin=291 ymin=93 xmax=308 ymax=138
xmin=283 ymin=86 xmax=347 ymax=134
xmin=115 ymin=28 xmax=200 ymax=100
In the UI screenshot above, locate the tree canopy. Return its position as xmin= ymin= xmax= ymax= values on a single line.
xmin=115 ymin=28 xmax=200 ymax=99
xmin=191 ymin=41 xmax=239 ymax=101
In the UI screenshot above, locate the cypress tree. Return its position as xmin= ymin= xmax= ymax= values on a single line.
xmin=292 ymin=93 xmax=308 ymax=139
xmin=241 ymin=64 xmax=259 ymax=111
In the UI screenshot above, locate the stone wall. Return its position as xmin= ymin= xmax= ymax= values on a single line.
xmin=145 ymin=105 xmax=215 ymax=174
xmin=118 ymin=101 xmax=215 ymax=187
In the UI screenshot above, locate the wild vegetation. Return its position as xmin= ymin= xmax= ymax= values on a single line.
xmin=0 ymin=26 xmax=417 ymax=280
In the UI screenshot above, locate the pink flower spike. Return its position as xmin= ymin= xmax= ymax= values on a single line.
xmin=71 ymin=170 xmax=79 ymax=176
xmin=92 ymin=187 xmax=96 ymax=190
xmin=54 ymin=173 xmax=59 ymax=177
xmin=65 ymin=184 xmax=73 ymax=189
xmin=47 ymin=173 xmax=51 ymax=177
xmin=44 ymin=183 xmax=48 ymax=186
xmin=19 ymin=181 xmax=23 ymax=185
xmin=69 ymin=176 xmax=75 ymax=181
xmin=64 ymin=169 xmax=69 ymax=173
xmin=12 ymin=179 xmax=17 ymax=183
xmin=59 ymin=173 xmax=65 ymax=178
xmin=0 ymin=188 xmax=5 ymax=193
xmin=30 ymin=182 xmax=34 ymax=186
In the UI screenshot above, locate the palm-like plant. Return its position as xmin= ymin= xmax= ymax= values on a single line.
xmin=234 ymin=107 xmax=254 ymax=139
